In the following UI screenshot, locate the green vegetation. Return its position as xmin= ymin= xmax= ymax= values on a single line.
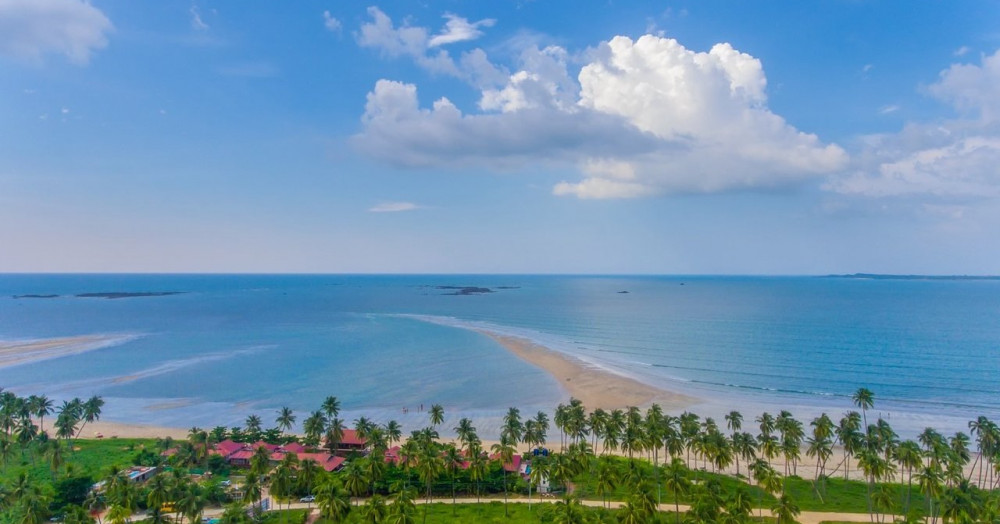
xmin=3 ymin=388 xmax=1000 ymax=523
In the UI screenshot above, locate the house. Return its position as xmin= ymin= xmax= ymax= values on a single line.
xmin=207 ymin=439 xmax=345 ymax=472
xmin=332 ymin=429 xmax=366 ymax=452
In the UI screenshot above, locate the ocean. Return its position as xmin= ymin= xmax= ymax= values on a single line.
xmin=0 ymin=274 xmax=997 ymax=438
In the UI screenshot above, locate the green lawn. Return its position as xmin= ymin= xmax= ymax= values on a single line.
xmin=0 ymin=438 xmax=158 ymax=489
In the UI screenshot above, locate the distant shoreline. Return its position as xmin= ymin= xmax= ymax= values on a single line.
xmin=826 ymin=273 xmax=1000 ymax=280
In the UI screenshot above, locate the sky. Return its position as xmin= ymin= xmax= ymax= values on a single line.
xmin=1 ymin=0 xmax=999 ymax=274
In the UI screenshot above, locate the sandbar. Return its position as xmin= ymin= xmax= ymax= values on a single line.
xmin=0 ymin=335 xmax=131 ymax=369
xmin=479 ymin=331 xmax=696 ymax=411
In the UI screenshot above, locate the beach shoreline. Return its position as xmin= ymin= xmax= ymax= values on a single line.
xmin=477 ymin=330 xmax=697 ymax=411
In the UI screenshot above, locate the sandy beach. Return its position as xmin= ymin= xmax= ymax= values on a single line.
xmin=82 ymin=421 xmax=190 ymax=440
xmin=479 ymin=331 xmax=696 ymax=411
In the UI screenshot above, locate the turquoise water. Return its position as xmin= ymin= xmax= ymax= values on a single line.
xmin=0 ymin=274 xmax=997 ymax=436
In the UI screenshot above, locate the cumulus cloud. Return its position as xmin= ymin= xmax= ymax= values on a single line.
xmin=0 ymin=0 xmax=112 ymax=65
xmin=322 ymin=10 xmax=341 ymax=32
xmin=369 ymin=201 xmax=422 ymax=213
xmin=827 ymin=50 xmax=1000 ymax=198
xmin=354 ymin=34 xmax=847 ymax=197
xmin=428 ymin=13 xmax=495 ymax=47
xmin=356 ymin=6 xmax=459 ymax=76
xmin=353 ymin=79 xmax=659 ymax=169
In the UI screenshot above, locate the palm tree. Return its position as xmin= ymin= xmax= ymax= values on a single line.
xmin=428 ymin=404 xmax=443 ymax=428
xmin=387 ymin=484 xmax=416 ymax=524
xmin=442 ymin=445 xmax=463 ymax=510
xmin=342 ymin=461 xmax=369 ymax=506
xmin=917 ymin=463 xmax=944 ymax=524
xmin=243 ymin=472 xmax=262 ymax=510
xmin=315 ymin=476 xmax=351 ymax=522
xmin=270 ymin=464 xmax=293 ymax=515
xmin=771 ymin=493 xmax=801 ymax=524
xmin=491 ymin=436 xmax=516 ymax=517
xmin=594 ymin=456 xmax=617 ymax=509
xmin=322 ymin=396 xmax=341 ymax=419
xmin=853 ymin=387 xmax=875 ymax=430
xmin=552 ymin=493 xmax=587 ymax=524
xmin=275 ymin=407 xmax=295 ymax=435
xmin=360 ymin=494 xmax=387 ymax=524
xmin=663 ymin=458 xmax=690 ymax=524
xmin=502 ymin=407 xmax=523 ymax=445
xmin=385 ymin=420 xmax=403 ymax=446
xmin=74 ymin=395 xmax=104 ymax=439
xmin=467 ymin=444 xmax=487 ymax=503
xmin=302 ymin=411 xmax=327 ymax=447
xmin=31 ymin=395 xmax=53 ymax=433
xmin=326 ymin=417 xmax=345 ymax=453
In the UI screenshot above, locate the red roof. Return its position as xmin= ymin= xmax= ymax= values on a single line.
xmin=215 ymin=440 xmax=244 ymax=457
xmin=160 ymin=447 xmax=179 ymax=457
xmin=252 ymin=441 xmax=280 ymax=452
xmin=489 ymin=453 xmax=522 ymax=473
xmin=229 ymin=450 xmax=254 ymax=461
xmin=299 ymin=453 xmax=345 ymax=472
xmin=282 ymin=442 xmax=306 ymax=454
xmin=340 ymin=429 xmax=366 ymax=446
xmin=384 ymin=446 xmax=401 ymax=464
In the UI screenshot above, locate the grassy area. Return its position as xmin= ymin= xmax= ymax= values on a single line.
xmin=569 ymin=457 xmax=928 ymax=515
xmin=0 ymin=438 xmax=158 ymax=489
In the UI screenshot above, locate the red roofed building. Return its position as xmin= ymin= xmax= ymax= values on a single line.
xmin=252 ymin=441 xmax=280 ymax=452
xmin=336 ymin=430 xmax=366 ymax=451
xmin=228 ymin=449 xmax=254 ymax=467
xmin=490 ymin=453 xmax=522 ymax=473
xmin=282 ymin=442 xmax=306 ymax=454
xmin=298 ymin=453 xmax=346 ymax=472
xmin=215 ymin=440 xmax=244 ymax=458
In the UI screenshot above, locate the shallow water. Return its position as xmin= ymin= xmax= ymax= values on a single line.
xmin=0 ymin=274 xmax=996 ymax=437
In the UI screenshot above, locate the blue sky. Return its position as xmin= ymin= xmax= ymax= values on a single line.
xmin=2 ymin=0 xmax=999 ymax=274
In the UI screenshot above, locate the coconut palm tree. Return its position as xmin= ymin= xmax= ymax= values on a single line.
xmin=303 ymin=411 xmax=327 ymax=447
xmin=918 ymin=463 xmax=945 ymax=524
xmin=275 ymin=407 xmax=295 ymax=436
xmin=360 ymin=494 xmax=387 ymax=524
xmin=491 ymin=437 xmax=516 ymax=516
xmin=853 ymin=387 xmax=875 ymax=430
xmin=454 ymin=418 xmax=475 ymax=451
xmin=502 ymin=407 xmax=523 ymax=445
xmin=326 ymin=417 xmax=345 ymax=453
xmin=315 ymin=476 xmax=351 ymax=522
xmin=442 ymin=444 xmax=463 ymax=509
xmin=387 ymin=484 xmax=416 ymax=524
xmin=663 ymin=458 xmax=690 ymax=524
xmin=771 ymin=493 xmax=801 ymax=524
xmin=74 ymin=396 xmax=104 ymax=439
xmin=322 ymin=396 xmax=341 ymax=420
xmin=343 ymin=462 xmax=369 ymax=506
xmin=593 ymin=456 xmax=618 ymax=509
xmin=428 ymin=404 xmax=443 ymax=429
xmin=385 ymin=420 xmax=403 ymax=446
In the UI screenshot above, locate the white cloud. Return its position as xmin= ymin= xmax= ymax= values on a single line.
xmin=189 ymin=5 xmax=209 ymax=31
xmin=323 ymin=10 xmax=341 ymax=33
xmin=353 ymin=79 xmax=657 ymax=169
xmin=428 ymin=13 xmax=495 ymax=47
xmin=354 ymin=34 xmax=847 ymax=198
xmin=369 ymin=201 xmax=421 ymax=213
xmin=356 ymin=6 xmax=459 ymax=76
xmin=954 ymin=46 xmax=971 ymax=57
xmin=827 ymin=50 xmax=1000 ymax=199
xmin=0 ymin=0 xmax=112 ymax=65
xmin=879 ymin=104 xmax=900 ymax=115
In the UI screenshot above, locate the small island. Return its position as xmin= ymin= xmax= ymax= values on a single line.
xmin=75 ymin=291 xmax=185 ymax=299
xmin=435 ymin=286 xmax=495 ymax=295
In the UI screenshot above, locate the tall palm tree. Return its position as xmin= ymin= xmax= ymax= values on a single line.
xmin=360 ymin=494 xmax=387 ymax=524
xmin=303 ymin=411 xmax=326 ymax=447
xmin=315 ymin=477 xmax=351 ymax=522
xmin=322 ymin=396 xmax=341 ymax=420
xmin=771 ymin=493 xmax=801 ymax=524
xmin=593 ymin=456 xmax=617 ymax=509
xmin=326 ymin=417 xmax=345 ymax=453
xmin=663 ymin=458 xmax=690 ymax=524
xmin=491 ymin=436 xmax=516 ymax=517
xmin=275 ymin=407 xmax=295 ymax=435
xmin=342 ymin=461 xmax=369 ymax=506
xmin=853 ymin=387 xmax=875 ymax=430
xmin=75 ymin=396 xmax=104 ymax=439
xmin=244 ymin=415 xmax=262 ymax=439
xmin=428 ymin=404 xmax=443 ymax=429
xmin=385 ymin=420 xmax=403 ymax=446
